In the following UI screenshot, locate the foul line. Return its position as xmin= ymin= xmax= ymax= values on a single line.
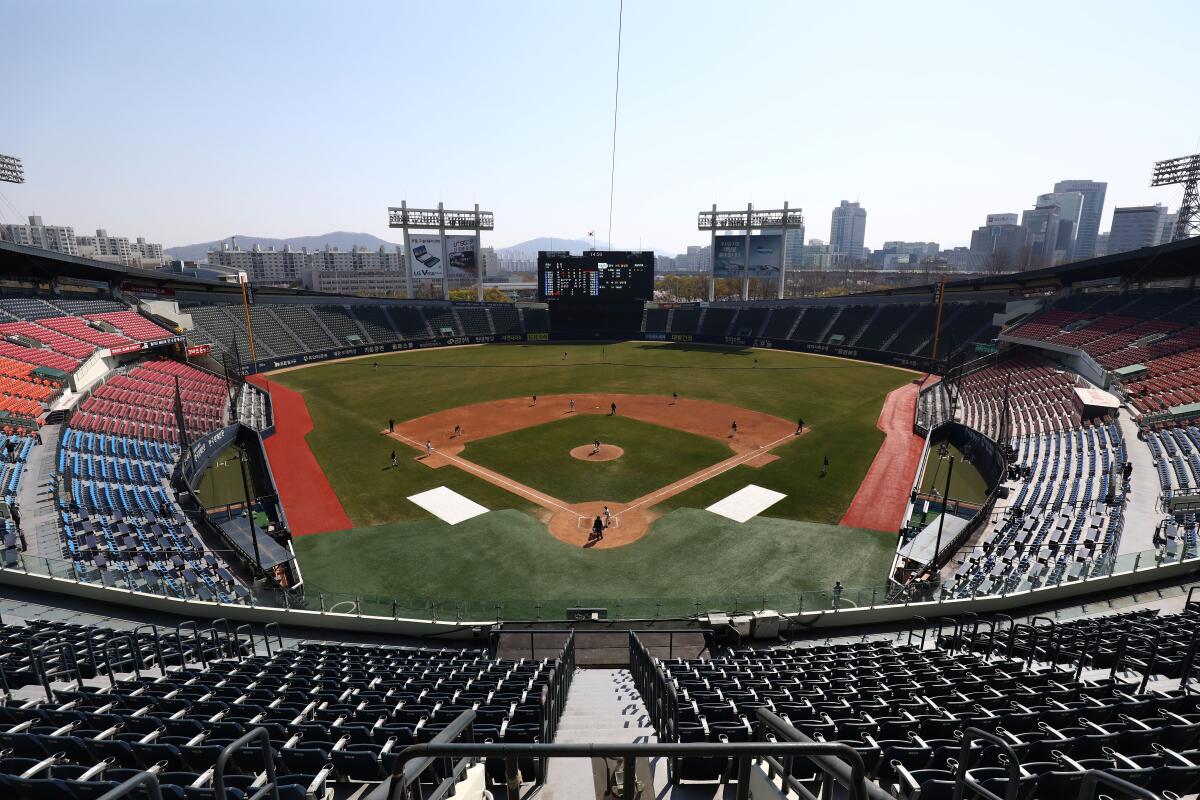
xmin=387 ymin=427 xmax=800 ymax=523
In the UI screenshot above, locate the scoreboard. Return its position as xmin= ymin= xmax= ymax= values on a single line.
xmin=538 ymin=251 xmax=654 ymax=302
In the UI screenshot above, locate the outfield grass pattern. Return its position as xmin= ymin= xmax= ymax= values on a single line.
xmin=292 ymin=508 xmax=898 ymax=615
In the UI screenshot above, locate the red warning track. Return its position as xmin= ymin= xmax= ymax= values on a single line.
xmin=839 ymin=381 xmax=926 ymax=533
xmin=248 ymin=375 xmax=352 ymax=537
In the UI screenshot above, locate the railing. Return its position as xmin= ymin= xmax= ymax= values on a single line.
xmin=2 ymin=537 xmax=1198 ymax=627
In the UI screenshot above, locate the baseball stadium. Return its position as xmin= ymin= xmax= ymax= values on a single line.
xmin=1 ymin=232 xmax=1200 ymax=799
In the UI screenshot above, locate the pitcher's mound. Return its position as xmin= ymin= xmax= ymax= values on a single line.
xmin=570 ymin=444 xmax=624 ymax=462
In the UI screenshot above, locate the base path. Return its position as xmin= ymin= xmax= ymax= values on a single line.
xmin=248 ymin=375 xmax=353 ymax=537
xmin=840 ymin=380 xmax=926 ymax=533
xmin=385 ymin=393 xmax=802 ymax=547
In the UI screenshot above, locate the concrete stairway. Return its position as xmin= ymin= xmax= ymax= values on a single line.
xmin=546 ymin=667 xmax=660 ymax=798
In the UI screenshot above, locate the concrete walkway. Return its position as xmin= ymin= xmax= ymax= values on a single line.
xmin=16 ymin=424 xmax=61 ymax=560
xmin=1117 ymin=411 xmax=1163 ymax=555
xmin=549 ymin=668 xmax=658 ymax=799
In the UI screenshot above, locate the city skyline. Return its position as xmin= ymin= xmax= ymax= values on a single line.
xmin=2 ymin=1 xmax=1198 ymax=254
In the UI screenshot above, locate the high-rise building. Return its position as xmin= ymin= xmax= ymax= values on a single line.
xmin=1037 ymin=191 xmax=1084 ymax=260
xmin=1160 ymin=212 xmax=1178 ymax=245
xmin=1094 ymin=232 xmax=1110 ymax=257
xmin=1107 ymin=205 xmax=1168 ymax=255
xmin=969 ymin=217 xmax=1028 ymax=271
xmin=1021 ymin=204 xmax=1062 ymax=269
xmin=0 ymin=215 xmax=78 ymax=255
xmin=72 ymin=228 xmax=166 ymax=268
xmin=829 ymin=201 xmax=867 ymax=264
xmin=1052 ymin=180 xmax=1107 ymax=259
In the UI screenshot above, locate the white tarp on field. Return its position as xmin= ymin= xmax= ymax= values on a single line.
xmin=706 ymin=484 xmax=787 ymax=523
xmin=407 ymin=486 xmax=488 ymax=525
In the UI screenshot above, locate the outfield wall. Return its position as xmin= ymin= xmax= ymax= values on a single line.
xmin=238 ymin=330 xmax=934 ymax=376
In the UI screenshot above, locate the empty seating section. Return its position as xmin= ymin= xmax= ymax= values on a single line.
xmin=1125 ymin=342 xmax=1200 ymax=413
xmin=50 ymin=297 xmax=128 ymax=315
xmin=643 ymin=308 xmax=669 ymax=333
xmin=270 ymin=306 xmax=337 ymax=352
xmin=0 ymin=341 xmax=79 ymax=374
xmin=390 ymin=306 xmax=432 ymax=338
xmin=424 ymin=307 xmax=459 ymax=337
xmin=917 ymin=303 xmax=1003 ymax=358
xmin=38 ymin=316 xmax=134 ymax=350
xmin=957 ymin=357 xmax=1079 ymax=440
xmin=308 ymin=305 xmax=364 ymax=345
xmin=0 ymin=320 xmax=96 ymax=360
xmin=657 ymin=606 xmax=1200 ymax=798
xmin=668 ymin=308 xmax=700 ymax=334
xmin=0 ymin=297 xmax=64 ymax=320
xmin=761 ymin=307 xmax=799 ymax=339
xmin=855 ymin=305 xmax=916 ymax=350
xmin=521 ymin=307 xmax=549 ymax=333
xmin=455 ymin=307 xmax=493 ymax=336
xmin=236 ymin=382 xmax=271 ymax=431
xmin=1047 ymin=314 xmax=1141 ymax=349
xmin=790 ymin=306 xmax=837 ymax=342
xmin=181 ymin=305 xmax=257 ymax=363
xmin=56 ymin=427 xmax=244 ymax=601
xmin=728 ymin=307 xmax=768 ymax=337
xmin=243 ymin=307 xmax=303 ymax=357
xmin=823 ymin=305 xmax=875 ymax=344
xmin=949 ymin=421 xmax=1125 ymax=596
xmin=349 ymin=305 xmax=400 ymax=342
xmin=1146 ymin=425 xmax=1200 ymax=496
xmin=699 ymin=307 xmax=736 ymax=336
xmin=915 ymin=382 xmax=951 ymax=431
xmin=489 ymin=304 xmax=522 ymax=335
xmin=1 ymin=433 xmax=34 ymax=563
xmin=71 ymin=360 xmax=227 ymax=443
xmin=84 ymin=310 xmax=174 ymax=342
xmin=1007 ymin=309 xmax=1095 ymax=342
xmin=0 ymin=626 xmax=556 ymax=799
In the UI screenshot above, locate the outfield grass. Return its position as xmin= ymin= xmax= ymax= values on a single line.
xmin=462 ymin=414 xmax=731 ymax=503
xmin=270 ymin=341 xmax=915 ymax=601
xmin=272 ymin=342 xmax=912 ymax=527
xmin=292 ymin=508 xmax=898 ymax=616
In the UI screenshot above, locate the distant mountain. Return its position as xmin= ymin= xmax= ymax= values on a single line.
xmin=498 ymin=236 xmax=674 ymax=257
xmin=166 ymin=231 xmax=402 ymax=262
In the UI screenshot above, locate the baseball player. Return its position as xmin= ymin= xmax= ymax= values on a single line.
xmin=569 ymin=399 xmax=575 ymax=413
xmin=426 ymin=441 xmax=434 ymax=457
xmin=592 ymin=438 xmax=601 ymax=455
xmin=731 ymin=420 xmax=738 ymax=437
xmin=453 ymin=424 xmax=462 ymax=438
xmin=603 ymin=505 xmax=612 ymax=528
xmin=532 ymin=394 xmax=537 ymax=406
xmin=390 ymin=450 xmax=397 ymax=468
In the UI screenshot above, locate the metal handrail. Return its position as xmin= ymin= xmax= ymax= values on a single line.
xmin=235 ymin=623 xmax=256 ymax=659
xmin=263 ymin=621 xmax=283 ymax=655
xmin=131 ymin=623 xmax=165 ymax=673
xmin=213 ymin=727 xmax=281 ymax=800
xmin=953 ymin=727 xmax=1023 ymax=800
xmin=757 ymin=708 xmax=893 ymax=800
xmin=96 ymin=769 xmax=165 ymax=800
xmin=32 ymin=640 xmax=84 ymax=702
xmin=175 ymin=620 xmax=205 ymax=668
xmin=1076 ymin=768 xmax=1159 ymax=799
xmin=102 ymin=631 xmax=141 ymax=686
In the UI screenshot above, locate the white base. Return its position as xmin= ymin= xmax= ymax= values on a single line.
xmin=407 ymin=486 xmax=488 ymax=525
xmin=706 ymin=484 xmax=787 ymax=523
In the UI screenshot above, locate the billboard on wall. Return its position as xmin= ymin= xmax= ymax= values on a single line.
xmin=445 ymin=235 xmax=478 ymax=281
xmin=408 ymin=234 xmax=444 ymax=279
xmin=712 ymin=234 xmax=783 ymax=278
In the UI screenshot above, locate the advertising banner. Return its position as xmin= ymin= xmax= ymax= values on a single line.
xmin=712 ymin=234 xmax=783 ymax=278
xmin=408 ymin=234 xmax=444 ymax=279
xmin=445 ymin=235 xmax=478 ymax=282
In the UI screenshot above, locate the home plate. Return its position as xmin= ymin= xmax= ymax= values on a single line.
xmin=407 ymin=486 xmax=488 ymax=525
xmin=706 ymin=485 xmax=787 ymax=523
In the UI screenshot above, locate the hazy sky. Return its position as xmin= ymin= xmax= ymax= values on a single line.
xmin=2 ymin=0 xmax=1198 ymax=254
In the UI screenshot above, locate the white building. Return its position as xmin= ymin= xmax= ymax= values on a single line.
xmin=301 ymin=269 xmax=410 ymax=295
xmin=0 ymin=215 xmax=78 ymax=255
xmin=829 ymin=201 xmax=867 ymax=264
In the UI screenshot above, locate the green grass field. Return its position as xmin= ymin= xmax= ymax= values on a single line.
xmin=270 ymin=341 xmax=915 ymax=607
xmin=462 ymin=414 xmax=731 ymax=503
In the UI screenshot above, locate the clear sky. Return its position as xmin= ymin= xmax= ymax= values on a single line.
xmin=2 ymin=0 xmax=1198 ymax=254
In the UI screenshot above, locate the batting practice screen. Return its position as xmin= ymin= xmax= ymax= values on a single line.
xmin=538 ymin=251 xmax=655 ymax=302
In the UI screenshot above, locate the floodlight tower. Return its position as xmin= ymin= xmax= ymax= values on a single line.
xmin=0 ymin=153 xmax=24 ymax=184
xmin=1151 ymin=153 xmax=1200 ymax=241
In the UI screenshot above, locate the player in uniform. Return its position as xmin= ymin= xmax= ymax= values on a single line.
xmin=426 ymin=441 xmax=434 ymax=457
xmin=592 ymin=438 xmax=601 ymax=455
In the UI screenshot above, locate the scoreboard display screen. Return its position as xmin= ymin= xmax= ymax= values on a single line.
xmin=538 ymin=251 xmax=654 ymax=302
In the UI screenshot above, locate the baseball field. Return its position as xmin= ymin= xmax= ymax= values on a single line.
xmin=259 ymin=341 xmax=920 ymax=616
